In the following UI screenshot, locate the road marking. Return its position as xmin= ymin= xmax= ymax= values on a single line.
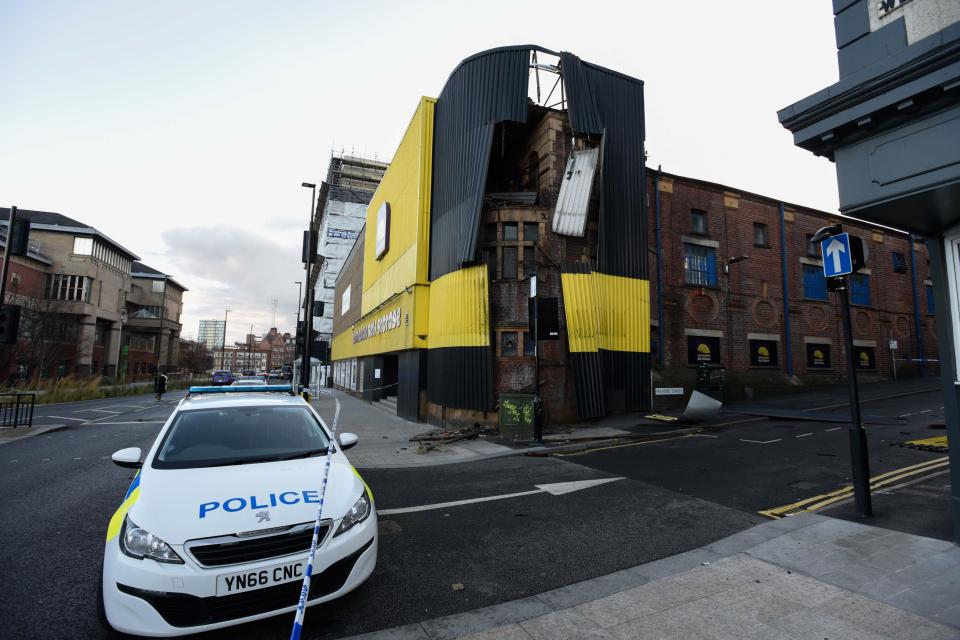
xmin=918 ymin=409 xmax=932 ymax=414
xmin=826 ymin=428 xmax=841 ymax=432
xmin=740 ymin=438 xmax=782 ymax=444
xmin=45 ymin=415 xmax=87 ymax=422
xmin=795 ymin=433 xmax=814 ymax=438
xmin=106 ymin=404 xmax=147 ymax=409
xmin=900 ymin=413 xmax=913 ymax=417
xmin=554 ymin=434 xmax=699 ymax=457
xmin=759 ymin=456 xmax=950 ymax=519
xmin=694 ymin=434 xmax=719 ymax=438
xmin=73 ymin=457 xmax=81 ymax=460
xmin=94 ymin=421 xmax=165 ymax=425
xmin=378 ymin=478 xmax=625 ymax=516
xmin=41 ymin=458 xmax=50 ymax=462
xmin=87 ymin=409 xmax=121 ymax=414
xmin=9 ymin=460 xmax=18 ymax=463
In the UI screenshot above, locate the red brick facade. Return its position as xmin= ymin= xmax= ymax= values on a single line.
xmin=649 ymin=172 xmax=938 ymax=391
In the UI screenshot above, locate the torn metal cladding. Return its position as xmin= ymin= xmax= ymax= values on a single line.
xmin=426 ymin=45 xmax=651 ymax=416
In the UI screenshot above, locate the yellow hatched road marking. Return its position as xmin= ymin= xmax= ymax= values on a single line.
xmin=902 ymin=435 xmax=948 ymax=449
xmin=759 ymin=456 xmax=949 ymax=519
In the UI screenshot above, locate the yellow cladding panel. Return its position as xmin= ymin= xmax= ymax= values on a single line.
xmin=561 ymin=272 xmax=650 ymax=353
xmin=362 ymin=97 xmax=435 ymax=315
xmin=560 ymin=272 xmax=600 ymax=353
xmin=598 ymin=273 xmax=650 ymax=352
xmin=331 ymin=286 xmax=428 ymax=360
xmin=428 ymin=266 xmax=490 ymax=349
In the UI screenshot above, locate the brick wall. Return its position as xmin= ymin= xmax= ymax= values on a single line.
xmin=646 ymin=171 xmax=940 ymax=392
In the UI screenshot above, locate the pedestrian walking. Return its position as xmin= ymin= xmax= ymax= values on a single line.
xmin=155 ymin=372 xmax=168 ymax=401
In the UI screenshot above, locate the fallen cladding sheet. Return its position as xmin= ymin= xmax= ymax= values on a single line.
xmin=552 ymin=147 xmax=598 ymax=237
xmin=726 ymin=406 xmax=906 ymax=425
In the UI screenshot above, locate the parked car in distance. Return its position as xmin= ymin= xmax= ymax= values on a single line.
xmin=232 ymin=377 xmax=267 ymax=386
xmin=211 ymin=370 xmax=235 ymax=386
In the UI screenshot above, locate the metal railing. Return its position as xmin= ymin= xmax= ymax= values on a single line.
xmin=0 ymin=393 xmax=35 ymax=427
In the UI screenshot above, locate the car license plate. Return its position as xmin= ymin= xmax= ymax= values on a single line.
xmin=217 ymin=558 xmax=307 ymax=595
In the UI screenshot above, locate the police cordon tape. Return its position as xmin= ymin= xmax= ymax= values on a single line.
xmin=290 ymin=388 xmax=342 ymax=640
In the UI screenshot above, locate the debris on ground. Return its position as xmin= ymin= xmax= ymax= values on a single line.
xmin=451 ymin=583 xmax=464 ymax=591
xmin=412 ymin=423 xmax=495 ymax=453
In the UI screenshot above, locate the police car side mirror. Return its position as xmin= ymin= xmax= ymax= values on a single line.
xmin=338 ymin=433 xmax=359 ymax=451
xmin=112 ymin=447 xmax=142 ymax=469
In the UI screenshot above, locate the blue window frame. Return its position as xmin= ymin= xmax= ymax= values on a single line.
xmin=850 ymin=273 xmax=871 ymax=306
xmin=683 ymin=243 xmax=717 ymax=287
xmin=802 ymin=264 xmax=827 ymax=300
xmin=891 ymin=251 xmax=907 ymax=273
xmin=926 ymin=284 xmax=935 ymax=314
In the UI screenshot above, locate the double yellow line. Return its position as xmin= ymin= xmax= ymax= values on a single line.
xmin=759 ymin=456 xmax=950 ymax=519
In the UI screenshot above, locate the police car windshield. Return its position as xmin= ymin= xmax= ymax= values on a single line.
xmin=152 ymin=405 xmax=331 ymax=469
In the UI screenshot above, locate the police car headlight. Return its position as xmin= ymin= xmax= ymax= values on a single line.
xmin=120 ymin=516 xmax=184 ymax=564
xmin=334 ymin=491 xmax=371 ymax=537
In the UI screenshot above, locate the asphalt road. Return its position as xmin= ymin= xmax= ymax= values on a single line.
xmin=0 ymin=387 xmax=949 ymax=639
xmin=566 ymin=388 xmax=951 ymax=535
xmin=0 ymin=393 xmax=758 ymax=640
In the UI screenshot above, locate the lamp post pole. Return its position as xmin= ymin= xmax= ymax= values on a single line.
xmin=295 ymin=281 xmax=303 ymax=328
xmin=221 ymin=309 xmax=230 ymax=371
xmin=300 ymin=182 xmax=316 ymax=396
xmin=839 ymin=277 xmax=873 ymax=517
xmin=812 ymin=224 xmax=872 ymax=518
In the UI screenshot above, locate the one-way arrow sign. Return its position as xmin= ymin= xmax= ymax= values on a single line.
xmin=821 ymin=233 xmax=853 ymax=278
xmin=377 ymin=477 xmax=624 ymax=515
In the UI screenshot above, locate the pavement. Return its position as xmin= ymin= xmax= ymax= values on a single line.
xmin=345 ymin=513 xmax=960 ymax=640
xmin=310 ymin=391 xmax=521 ymax=468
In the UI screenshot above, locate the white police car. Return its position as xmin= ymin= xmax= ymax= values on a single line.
xmin=99 ymin=385 xmax=377 ymax=637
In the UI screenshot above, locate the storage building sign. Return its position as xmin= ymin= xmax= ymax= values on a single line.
xmin=353 ymin=308 xmax=401 ymax=343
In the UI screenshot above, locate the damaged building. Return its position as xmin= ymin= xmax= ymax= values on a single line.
xmin=331 ymin=46 xmax=651 ymax=426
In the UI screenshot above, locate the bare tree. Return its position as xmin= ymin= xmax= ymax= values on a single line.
xmin=0 ymin=280 xmax=82 ymax=383
xmin=178 ymin=339 xmax=213 ymax=374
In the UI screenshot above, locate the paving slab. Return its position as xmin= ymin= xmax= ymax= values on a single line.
xmin=345 ymin=513 xmax=960 ymax=640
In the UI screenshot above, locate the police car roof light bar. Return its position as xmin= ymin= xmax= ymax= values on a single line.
xmin=187 ymin=385 xmax=295 ymax=396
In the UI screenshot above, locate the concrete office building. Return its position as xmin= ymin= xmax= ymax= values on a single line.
xmin=778 ymin=0 xmax=960 ymax=537
xmin=197 ymin=319 xmax=225 ymax=351
xmin=312 ymin=152 xmax=389 ymax=340
xmin=0 ymin=208 xmax=188 ymax=381
xmin=123 ymin=262 xmax=187 ymax=380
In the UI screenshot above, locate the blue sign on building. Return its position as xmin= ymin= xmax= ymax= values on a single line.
xmin=821 ymin=233 xmax=853 ymax=278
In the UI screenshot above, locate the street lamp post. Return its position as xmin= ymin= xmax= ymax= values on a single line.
xmin=295 ymin=281 xmax=303 ymax=328
xmin=300 ymin=182 xmax=316 ymax=396
xmin=220 ymin=309 xmax=230 ymax=371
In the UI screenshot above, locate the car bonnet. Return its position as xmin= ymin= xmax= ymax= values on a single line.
xmin=126 ymin=454 xmax=367 ymax=545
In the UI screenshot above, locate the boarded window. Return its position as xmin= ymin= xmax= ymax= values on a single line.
xmin=802 ymin=264 xmax=827 ymax=300
xmin=502 ymin=247 xmax=517 ymax=280
xmin=683 ymin=243 xmax=717 ymax=287
xmin=850 ymin=273 xmax=871 ymax=306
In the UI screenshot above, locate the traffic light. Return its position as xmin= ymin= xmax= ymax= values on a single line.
xmin=313 ymin=340 xmax=329 ymax=363
xmin=302 ymin=229 xmax=318 ymax=264
xmin=849 ymin=235 xmax=867 ymax=273
xmin=0 ymin=304 xmax=21 ymax=345
xmin=9 ymin=219 xmax=30 ymax=256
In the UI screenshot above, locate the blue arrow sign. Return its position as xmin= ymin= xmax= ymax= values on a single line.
xmin=821 ymin=233 xmax=853 ymax=278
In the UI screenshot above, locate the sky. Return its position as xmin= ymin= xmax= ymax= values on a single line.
xmin=0 ymin=1 xmax=841 ymax=344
